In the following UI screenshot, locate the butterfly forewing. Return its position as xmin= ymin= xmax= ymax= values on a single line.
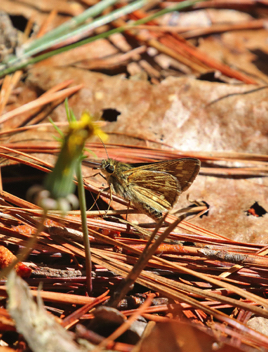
xmin=127 ymin=158 xmax=200 ymax=192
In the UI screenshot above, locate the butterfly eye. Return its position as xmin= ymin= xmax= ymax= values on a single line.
xmin=105 ymin=164 xmax=114 ymax=173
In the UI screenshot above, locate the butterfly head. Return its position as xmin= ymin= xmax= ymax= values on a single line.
xmin=101 ymin=158 xmax=116 ymax=176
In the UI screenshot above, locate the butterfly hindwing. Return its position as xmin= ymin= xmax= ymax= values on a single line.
xmin=127 ymin=170 xmax=180 ymax=208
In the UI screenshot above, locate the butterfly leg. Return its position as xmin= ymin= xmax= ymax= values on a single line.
xmin=86 ymin=171 xmax=108 ymax=211
xmin=84 ymin=171 xmax=107 ymax=180
xmin=104 ymin=184 xmax=114 ymax=217
xmin=87 ymin=187 xmax=107 ymax=211
xmin=125 ymin=200 xmax=131 ymax=221
xmin=88 ymin=185 xmax=112 ymax=217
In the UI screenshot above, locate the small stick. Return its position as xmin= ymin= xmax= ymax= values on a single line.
xmin=109 ymin=213 xmax=186 ymax=307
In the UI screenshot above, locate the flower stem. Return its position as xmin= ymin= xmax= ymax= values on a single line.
xmin=76 ymin=160 xmax=92 ymax=293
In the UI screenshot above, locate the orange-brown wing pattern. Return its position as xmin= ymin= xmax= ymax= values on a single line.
xmin=127 ymin=170 xmax=180 ymax=208
xmin=131 ymin=186 xmax=171 ymax=212
xmin=125 ymin=158 xmax=200 ymax=192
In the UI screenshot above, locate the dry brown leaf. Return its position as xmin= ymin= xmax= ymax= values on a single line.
xmin=198 ymin=29 xmax=268 ymax=84
xmin=134 ymin=321 xmax=243 ymax=352
xmin=37 ymin=39 xmax=119 ymax=68
xmin=185 ymin=176 xmax=268 ymax=243
xmin=247 ymin=317 xmax=268 ymax=337
xmin=159 ymin=8 xmax=253 ymax=28
xmin=12 ymin=0 xmax=85 ymax=16
xmin=0 ymin=0 xmax=70 ymax=30
xmin=1 ymin=82 xmax=38 ymax=130
xmin=26 ymin=66 xmax=268 ymax=154
xmin=0 ymin=66 xmax=263 ymax=241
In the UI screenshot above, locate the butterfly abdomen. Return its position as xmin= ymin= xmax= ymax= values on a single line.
xmin=139 ymin=202 xmax=163 ymax=220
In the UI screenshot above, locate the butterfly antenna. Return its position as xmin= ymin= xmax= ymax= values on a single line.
xmin=98 ymin=135 xmax=109 ymax=159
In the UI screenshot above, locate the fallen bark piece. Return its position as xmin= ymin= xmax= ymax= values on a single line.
xmin=7 ymin=270 xmax=89 ymax=352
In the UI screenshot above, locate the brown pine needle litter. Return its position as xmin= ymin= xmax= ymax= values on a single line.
xmin=1 ymin=1 xmax=268 ymax=350
xmin=0 ymin=140 xmax=268 ymax=347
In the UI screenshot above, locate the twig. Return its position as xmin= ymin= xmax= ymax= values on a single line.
xmin=110 ymin=213 xmax=185 ymax=307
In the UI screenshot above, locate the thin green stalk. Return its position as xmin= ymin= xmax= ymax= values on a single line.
xmin=22 ymin=0 xmax=147 ymax=60
xmin=24 ymin=0 xmax=120 ymax=51
xmin=3 ymin=0 xmax=146 ymax=69
xmin=0 ymin=0 xmax=202 ymax=77
xmin=76 ymin=160 xmax=92 ymax=293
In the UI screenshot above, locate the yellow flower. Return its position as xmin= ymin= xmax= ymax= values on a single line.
xmin=71 ymin=111 xmax=108 ymax=142
xmin=41 ymin=111 xmax=107 ymax=207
